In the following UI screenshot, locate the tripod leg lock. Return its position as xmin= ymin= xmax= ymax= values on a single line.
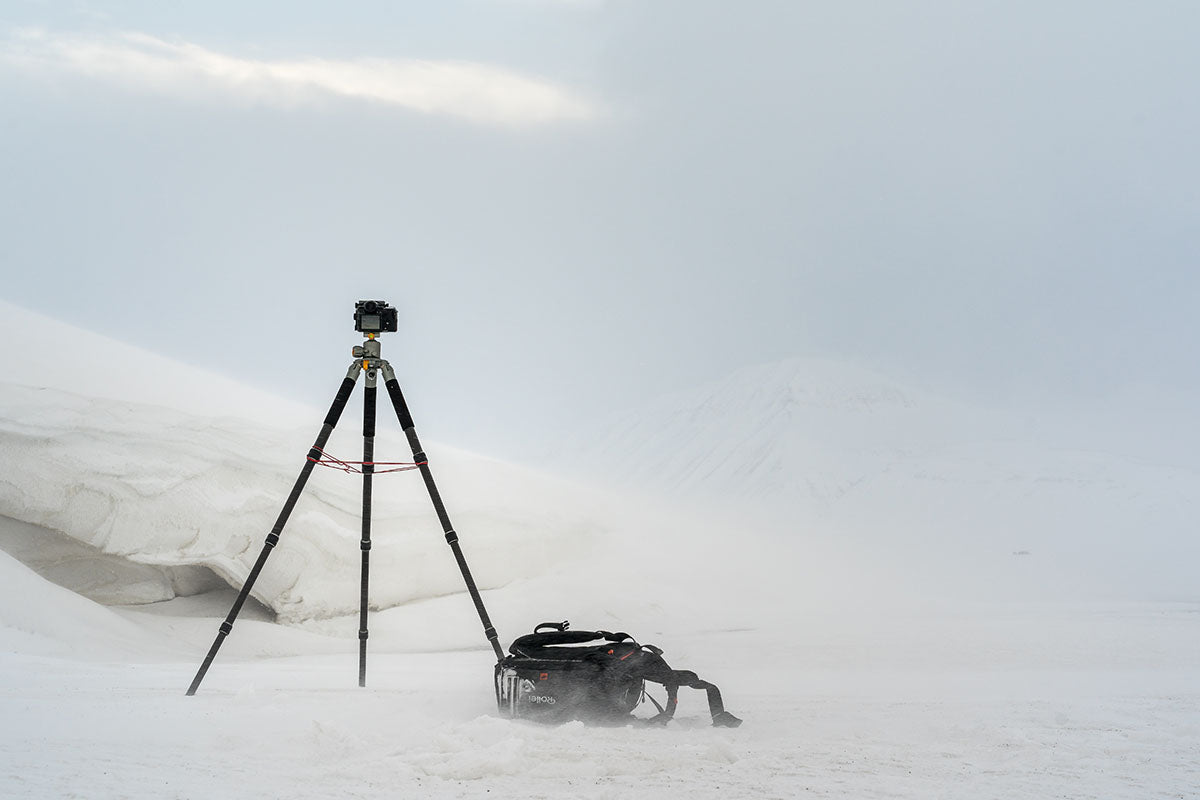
xmin=358 ymin=629 xmax=369 ymax=640
xmin=265 ymin=533 xmax=280 ymax=548
xmin=413 ymin=450 xmax=428 ymax=463
xmin=360 ymin=539 xmax=372 ymax=551
xmin=219 ymin=622 xmax=233 ymax=635
xmin=444 ymin=530 xmax=459 ymax=545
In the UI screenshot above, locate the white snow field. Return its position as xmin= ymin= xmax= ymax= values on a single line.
xmin=1 ymin=300 xmax=1199 ymax=799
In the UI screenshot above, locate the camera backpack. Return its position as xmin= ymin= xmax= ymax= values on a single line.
xmin=494 ymin=622 xmax=742 ymax=727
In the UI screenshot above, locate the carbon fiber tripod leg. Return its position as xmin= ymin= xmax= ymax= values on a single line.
xmin=185 ymin=363 xmax=362 ymax=695
xmin=358 ymin=366 xmax=377 ymax=687
xmin=379 ymin=362 xmax=505 ymax=660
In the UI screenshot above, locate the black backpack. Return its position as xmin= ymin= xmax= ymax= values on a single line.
xmin=494 ymin=621 xmax=742 ymax=728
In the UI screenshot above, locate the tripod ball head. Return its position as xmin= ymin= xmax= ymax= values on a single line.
xmin=354 ymin=300 xmax=398 ymax=334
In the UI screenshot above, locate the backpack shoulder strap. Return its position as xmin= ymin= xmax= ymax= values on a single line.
xmin=634 ymin=647 xmax=742 ymax=728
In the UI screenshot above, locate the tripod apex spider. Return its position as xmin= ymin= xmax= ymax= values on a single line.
xmin=185 ymin=300 xmax=504 ymax=695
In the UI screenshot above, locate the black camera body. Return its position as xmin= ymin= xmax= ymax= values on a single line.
xmin=354 ymin=300 xmax=398 ymax=334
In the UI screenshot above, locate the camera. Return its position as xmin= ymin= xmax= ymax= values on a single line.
xmin=354 ymin=300 xmax=398 ymax=334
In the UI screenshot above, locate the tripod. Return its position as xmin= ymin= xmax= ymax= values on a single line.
xmin=186 ymin=322 xmax=505 ymax=695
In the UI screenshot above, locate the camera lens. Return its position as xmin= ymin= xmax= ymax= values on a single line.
xmin=364 ymin=301 xmax=379 ymax=313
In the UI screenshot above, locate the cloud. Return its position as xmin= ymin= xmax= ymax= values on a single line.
xmin=1 ymin=28 xmax=598 ymax=127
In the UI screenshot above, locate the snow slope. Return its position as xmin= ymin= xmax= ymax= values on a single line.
xmin=0 ymin=300 xmax=315 ymax=424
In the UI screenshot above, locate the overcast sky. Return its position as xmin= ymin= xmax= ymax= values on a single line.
xmin=2 ymin=1 xmax=1197 ymax=457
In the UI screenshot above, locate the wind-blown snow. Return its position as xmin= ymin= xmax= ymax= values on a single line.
xmin=2 ymin=545 xmax=1197 ymax=799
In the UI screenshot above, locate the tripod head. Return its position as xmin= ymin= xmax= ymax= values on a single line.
xmin=352 ymin=300 xmax=395 ymax=385
xmin=354 ymin=300 xmax=398 ymax=335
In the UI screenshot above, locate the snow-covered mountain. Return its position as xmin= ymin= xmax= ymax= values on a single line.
xmin=561 ymin=357 xmax=1200 ymax=601
xmin=566 ymin=357 xmax=958 ymax=504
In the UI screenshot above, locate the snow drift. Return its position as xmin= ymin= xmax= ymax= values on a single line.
xmin=0 ymin=301 xmax=614 ymax=622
